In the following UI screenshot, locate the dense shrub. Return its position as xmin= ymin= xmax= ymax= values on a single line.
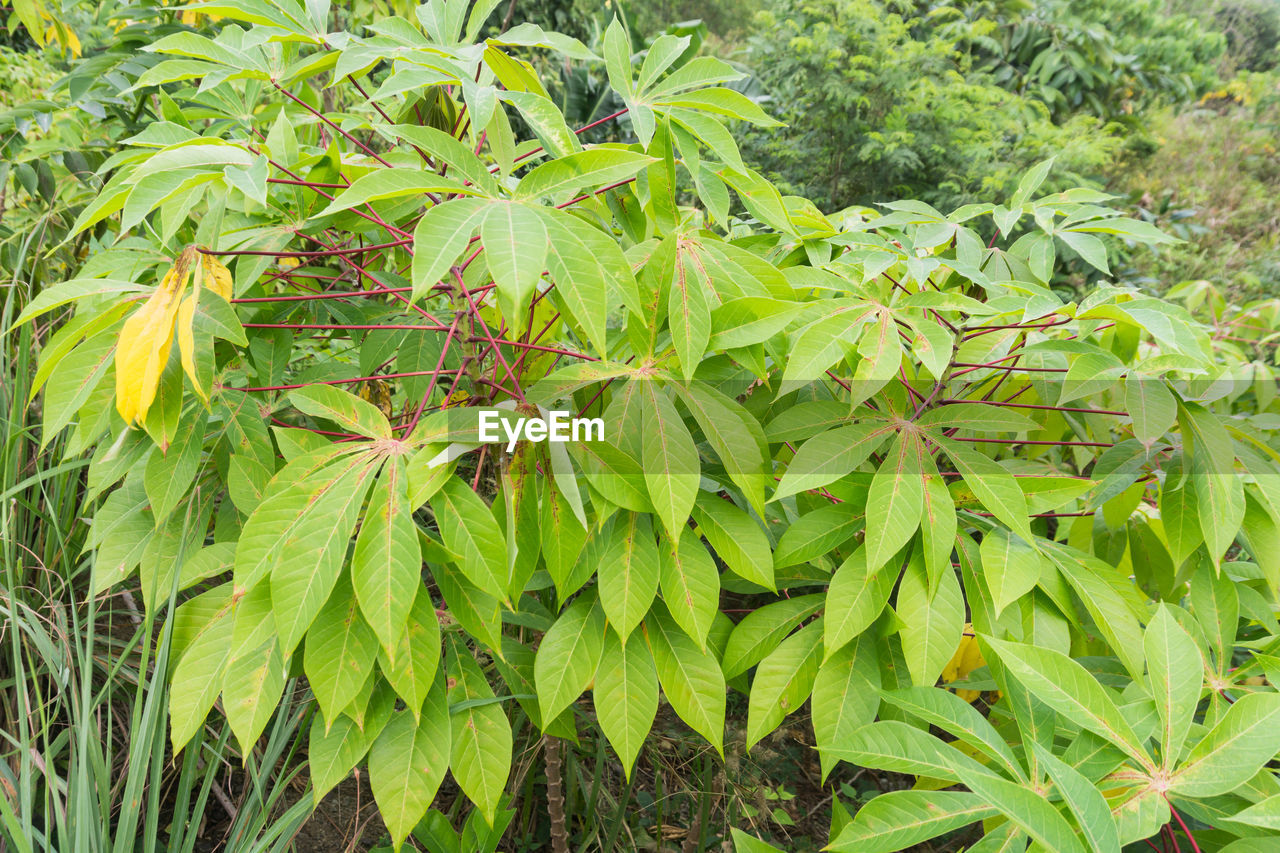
xmin=9 ymin=1 xmax=1280 ymax=851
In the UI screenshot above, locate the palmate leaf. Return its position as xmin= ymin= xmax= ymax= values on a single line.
xmin=984 ymin=637 xmax=1151 ymax=768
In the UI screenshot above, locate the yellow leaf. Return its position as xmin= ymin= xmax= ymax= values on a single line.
xmin=201 ymin=253 xmax=234 ymax=300
xmin=177 ymin=251 xmax=235 ymax=402
xmin=115 ymin=248 xmax=197 ymax=423
xmin=941 ymin=626 xmax=987 ymax=704
xmin=177 ymin=292 xmax=202 ymax=402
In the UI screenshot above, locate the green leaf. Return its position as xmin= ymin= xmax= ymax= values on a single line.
xmin=1144 ymin=605 xmax=1202 ymax=769
xmin=829 ymin=791 xmax=996 ymax=853
xmin=310 ymin=710 xmax=375 ymax=806
xmin=773 ymin=504 xmax=864 ymax=570
xmin=691 ymin=494 xmax=774 ymax=589
xmin=448 ymin=643 xmax=513 ymax=823
xmin=984 ymin=637 xmax=1150 ymax=767
xmin=824 ymin=546 xmax=899 ymax=659
xmin=864 ymin=433 xmax=924 ymax=572
xmin=1159 ymin=456 xmax=1203 ymax=566
xmin=1030 ymin=742 xmax=1121 ymax=853
xmin=268 ymin=458 xmax=379 ymax=654
xmin=411 ymin=198 xmax=486 ymax=302
xmin=316 ymin=168 xmax=473 ymax=216
xmin=378 ymin=587 xmax=442 ymax=715
xmin=353 ymin=458 xmax=422 ymax=657
xmin=222 ymin=637 xmax=285 ymax=753
xmin=781 ymin=307 xmax=876 ymax=384
xmin=515 ymin=148 xmax=654 ymax=203
xmin=897 ymin=551 xmax=964 ymax=687
xmin=1057 ymin=229 xmax=1110 ymax=274
xmin=1172 ymin=692 xmax=1280 ymax=797
xmin=1223 ymin=795 xmax=1280 ymax=830
xmin=1180 ymin=402 xmax=1245 ymax=566
xmin=482 ymin=201 xmax=548 ymax=336
xmin=669 ymin=243 xmax=713 ymax=379
xmin=722 ymin=594 xmax=825 ymax=680
xmin=728 ymin=828 xmax=785 ymax=852
xmin=593 ymin=627 xmax=659 ymax=779
xmin=952 ymin=763 xmax=1088 ymax=853
xmin=534 ymin=594 xmax=606 ymax=722
xmin=304 ymin=575 xmax=380 ymax=724
xmin=646 ymin=604 xmax=726 ymax=756
xmin=288 ymin=383 xmax=391 ymax=439
xmin=658 ymin=526 xmax=720 ymax=648
xmin=430 ymin=476 xmax=509 ymax=604
xmin=980 ymin=528 xmax=1043 ymax=617
xmin=641 ymin=382 xmax=700 ymax=541
xmin=144 ymin=414 xmax=206 ymax=523
xmin=746 ymin=619 xmax=822 ymax=750
xmin=386 ymin=125 xmax=503 ymax=196
xmin=598 ymin=512 xmax=661 ymax=641
xmin=540 ymin=214 xmax=610 ymax=355
xmin=939 ymin=438 xmax=1034 ymax=543
xmin=500 ymin=90 xmax=580 ymax=158
xmin=669 ymin=382 xmax=769 ymax=517
xmin=1125 ymin=379 xmax=1176 ymax=446
xmin=880 ymin=687 xmax=1023 ymax=781
xmin=168 ymin=592 xmax=233 ymax=753
xmin=772 ymin=423 xmax=886 ymax=501
xmin=369 ymin=676 xmax=451 ymax=850
xmin=826 ymin=719 xmax=985 ymax=782
xmin=812 ymin=631 xmax=880 ymax=780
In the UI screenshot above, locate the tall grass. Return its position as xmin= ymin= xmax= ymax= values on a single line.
xmin=0 ymin=219 xmax=313 ymax=852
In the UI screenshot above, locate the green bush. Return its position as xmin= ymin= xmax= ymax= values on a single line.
xmin=11 ymin=2 xmax=1280 ymax=852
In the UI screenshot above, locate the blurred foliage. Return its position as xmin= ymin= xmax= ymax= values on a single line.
xmin=1115 ymin=71 xmax=1280 ymax=301
xmin=739 ymin=0 xmax=1125 ymax=211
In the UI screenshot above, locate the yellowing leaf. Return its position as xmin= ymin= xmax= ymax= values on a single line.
xmin=115 ymin=248 xmax=198 ymax=424
xmin=201 ymin=253 xmax=234 ymax=300
xmin=941 ymin=627 xmax=986 ymax=703
xmin=178 ymin=251 xmax=236 ymax=401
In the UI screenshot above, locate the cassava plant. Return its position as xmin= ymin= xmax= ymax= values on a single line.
xmin=14 ymin=0 xmax=1280 ymax=849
